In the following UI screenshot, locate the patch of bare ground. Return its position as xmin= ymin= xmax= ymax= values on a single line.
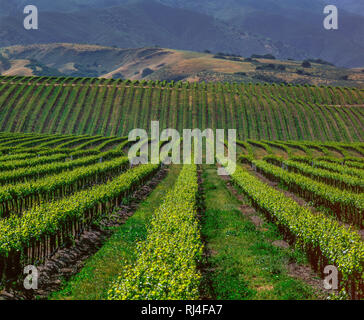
xmin=270 ymin=146 xmax=289 ymax=159
xmin=287 ymin=263 xmax=330 ymax=297
xmin=308 ymin=148 xmax=325 ymax=158
xmin=343 ymin=148 xmax=364 ymax=158
xmin=220 ymin=169 xmax=329 ymax=299
xmin=289 ymin=147 xmax=307 ymax=157
xmin=327 ymin=148 xmax=344 ymax=158
xmin=250 ymin=145 xmax=268 ymax=160
xmin=0 ymin=167 xmax=168 ymax=301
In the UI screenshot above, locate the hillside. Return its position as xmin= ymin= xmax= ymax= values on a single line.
xmin=0 ymin=0 xmax=364 ymax=67
xmin=1 ymin=44 xmax=364 ymax=88
xmin=0 ymin=75 xmax=363 ymax=141
xmin=331 ymin=0 xmax=364 ymax=16
xmin=0 ymin=1 xmax=297 ymax=61
xmin=158 ymin=0 xmax=364 ymax=68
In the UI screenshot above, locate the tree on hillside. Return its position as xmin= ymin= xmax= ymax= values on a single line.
xmin=142 ymin=68 xmax=154 ymax=78
xmin=302 ymin=60 xmax=311 ymax=68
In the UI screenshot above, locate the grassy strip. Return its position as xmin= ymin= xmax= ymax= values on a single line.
xmin=200 ymin=165 xmax=317 ymax=300
xmin=50 ymin=165 xmax=181 ymax=300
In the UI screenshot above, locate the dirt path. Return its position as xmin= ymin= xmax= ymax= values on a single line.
xmin=0 ymin=167 xmax=168 ymax=300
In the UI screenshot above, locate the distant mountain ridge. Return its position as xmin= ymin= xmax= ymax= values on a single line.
xmin=158 ymin=0 xmax=364 ymax=68
xmin=0 ymin=0 xmax=363 ymax=67
xmin=0 ymin=1 xmax=303 ymax=60
xmin=330 ymin=0 xmax=364 ymax=16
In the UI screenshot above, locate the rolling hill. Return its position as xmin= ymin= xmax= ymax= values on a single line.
xmin=0 ymin=0 xmax=299 ymax=62
xmin=158 ymin=0 xmax=364 ymax=68
xmin=1 ymin=44 xmax=364 ymax=88
xmin=0 ymin=0 xmax=363 ymax=303
xmin=0 ymin=74 xmax=362 ymax=141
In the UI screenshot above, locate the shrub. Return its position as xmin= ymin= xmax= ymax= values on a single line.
xmin=141 ymin=68 xmax=154 ymax=78
xmin=302 ymin=60 xmax=312 ymax=68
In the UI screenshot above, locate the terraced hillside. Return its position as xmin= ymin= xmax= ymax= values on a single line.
xmin=0 ymin=75 xmax=363 ymax=141
xmin=0 ymin=132 xmax=362 ymax=300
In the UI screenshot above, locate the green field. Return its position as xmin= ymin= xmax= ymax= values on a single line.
xmin=0 ymin=75 xmax=363 ymax=141
xmin=0 ymin=74 xmax=363 ymax=301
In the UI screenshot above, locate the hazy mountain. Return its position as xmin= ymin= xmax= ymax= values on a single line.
xmin=330 ymin=0 xmax=364 ymax=16
xmin=0 ymin=0 xmax=363 ymax=67
xmin=0 ymin=0 xmax=130 ymax=14
xmin=0 ymin=1 xmax=302 ymax=59
xmin=158 ymin=0 xmax=364 ymax=67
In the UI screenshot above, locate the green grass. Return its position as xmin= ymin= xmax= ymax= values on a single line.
xmin=49 ymin=165 xmax=181 ymax=300
xmin=200 ymin=165 xmax=318 ymax=300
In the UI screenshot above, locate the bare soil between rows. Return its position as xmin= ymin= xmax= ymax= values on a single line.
xmin=0 ymin=167 xmax=168 ymax=300
xmin=246 ymin=165 xmax=364 ymax=241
